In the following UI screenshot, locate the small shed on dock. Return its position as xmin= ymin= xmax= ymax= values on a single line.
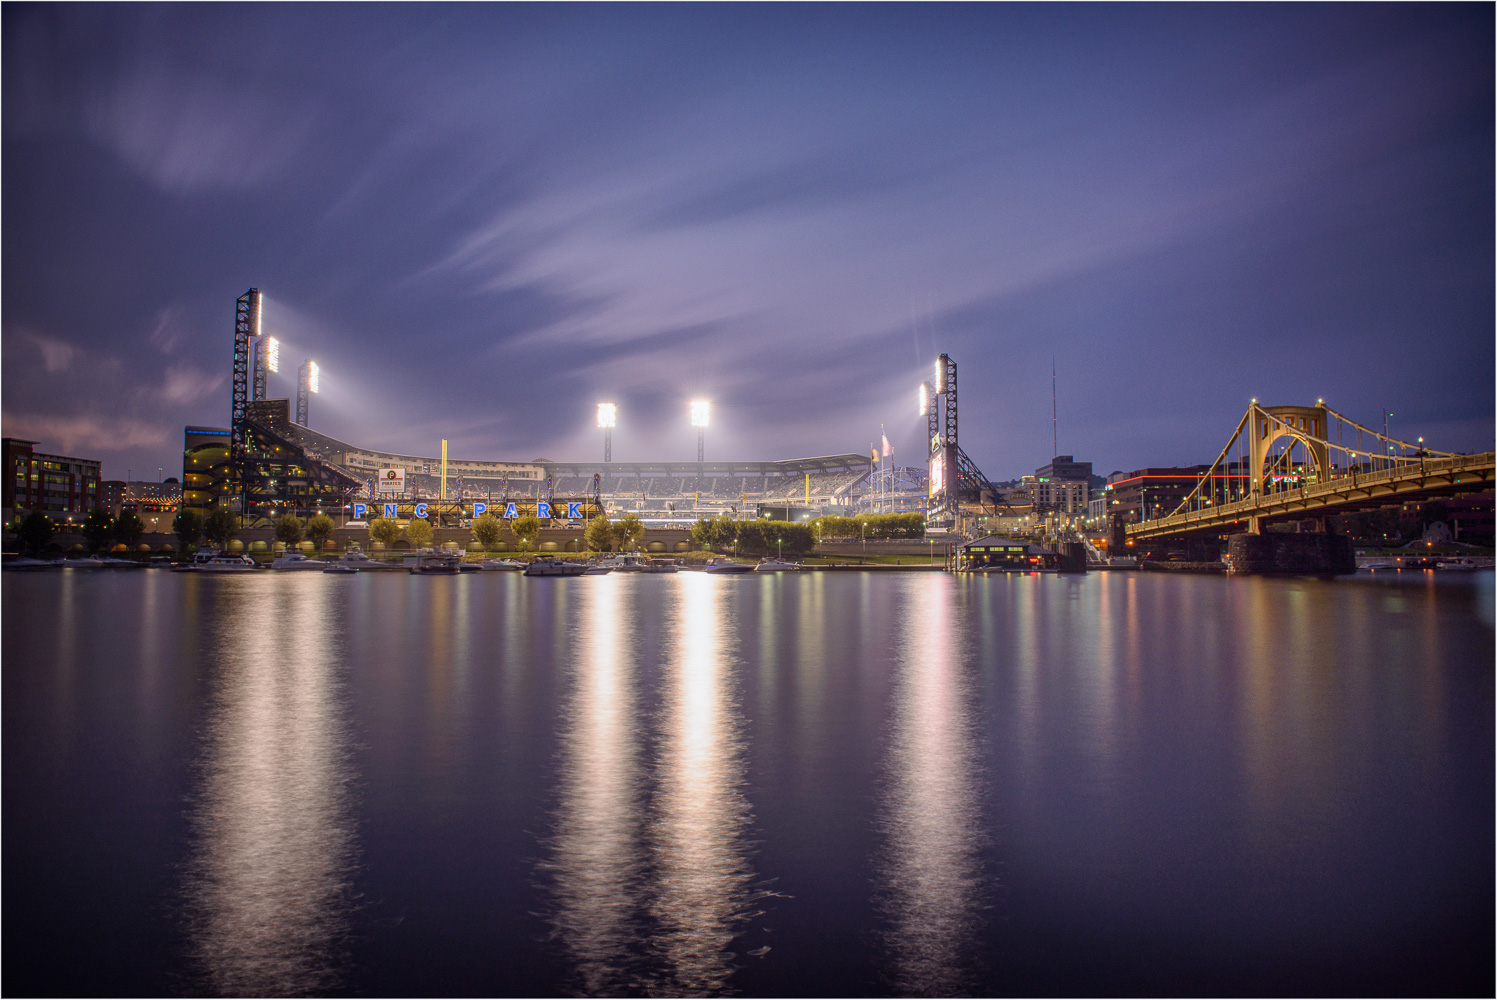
xmin=960 ymin=535 xmax=1054 ymax=571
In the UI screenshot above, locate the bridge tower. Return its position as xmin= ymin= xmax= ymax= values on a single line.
xmin=1249 ymin=403 xmax=1330 ymax=499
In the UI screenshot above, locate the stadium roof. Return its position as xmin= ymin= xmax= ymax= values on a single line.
xmin=272 ymin=418 xmax=870 ymax=478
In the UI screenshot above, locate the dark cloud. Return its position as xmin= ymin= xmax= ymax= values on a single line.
xmin=3 ymin=4 xmax=1490 ymax=480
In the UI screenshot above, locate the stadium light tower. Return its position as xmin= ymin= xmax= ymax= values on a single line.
xmin=690 ymin=400 xmax=710 ymax=464
xmin=253 ymin=335 xmax=279 ymax=401
xmin=597 ymin=402 xmax=617 ymax=462
xmin=297 ymin=359 xmax=319 ymax=426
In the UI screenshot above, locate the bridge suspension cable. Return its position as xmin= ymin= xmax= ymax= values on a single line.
xmin=1164 ymin=400 xmax=1465 ymax=521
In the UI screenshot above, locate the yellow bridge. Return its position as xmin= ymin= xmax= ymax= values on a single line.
xmin=1126 ymin=401 xmax=1494 ymax=541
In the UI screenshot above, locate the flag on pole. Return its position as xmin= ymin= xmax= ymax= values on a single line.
xmin=871 ymin=445 xmax=879 ymax=464
xmin=881 ymin=433 xmax=892 ymax=460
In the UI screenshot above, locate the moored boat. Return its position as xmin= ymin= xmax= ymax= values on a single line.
xmin=3 ymin=556 xmax=62 ymax=571
xmin=755 ymin=558 xmax=799 ymax=572
xmin=410 ymin=550 xmax=462 ymax=574
xmin=703 ymin=558 xmax=754 ymax=574
xmin=523 ymin=557 xmax=588 ymax=577
xmin=270 ymin=551 xmax=328 ymax=571
xmin=197 ymin=554 xmax=260 ymax=573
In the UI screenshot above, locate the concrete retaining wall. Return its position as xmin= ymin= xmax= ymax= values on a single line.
xmin=1226 ymin=532 xmax=1357 ymax=576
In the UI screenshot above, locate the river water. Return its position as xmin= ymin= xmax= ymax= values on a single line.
xmin=4 ymin=568 xmax=1492 ymax=996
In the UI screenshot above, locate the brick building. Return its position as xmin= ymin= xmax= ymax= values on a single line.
xmin=4 ymin=438 xmax=102 ymax=525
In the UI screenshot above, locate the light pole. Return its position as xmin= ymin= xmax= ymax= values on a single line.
xmin=690 ymin=399 xmax=709 ymax=462
xmin=598 ymin=403 xmax=616 ymax=462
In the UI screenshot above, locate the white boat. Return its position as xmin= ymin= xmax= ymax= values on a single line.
xmin=337 ymin=548 xmax=403 ymax=571
xmin=755 ymin=559 xmax=800 ymax=572
xmin=322 ymin=563 xmax=359 ymax=574
xmin=639 ymin=558 xmax=678 ymax=573
xmin=703 ymin=558 xmax=754 ymax=574
xmin=65 ymin=556 xmax=107 ymax=569
xmin=479 ymin=558 xmax=526 ymax=571
xmin=270 ymin=552 xmax=327 ymax=571
xmin=1437 ymin=557 xmax=1480 ymax=571
xmin=593 ymin=553 xmax=645 ymax=572
xmin=1361 ymin=561 xmax=1396 ymax=571
xmin=99 ymin=556 xmax=148 ymax=570
xmin=458 ymin=561 xmax=483 ymax=573
xmin=197 ymin=554 xmax=260 ymax=573
xmin=171 ymin=550 xmax=221 ymax=572
xmin=523 ymin=557 xmax=587 ymax=577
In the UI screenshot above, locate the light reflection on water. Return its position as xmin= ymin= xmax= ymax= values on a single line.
xmin=4 ymin=569 xmax=1489 ymax=997
xmin=180 ymin=577 xmax=356 ymax=996
xmin=876 ymin=575 xmax=984 ymax=996
xmin=548 ymin=575 xmax=647 ymax=994
xmin=545 ymin=574 xmax=760 ymax=995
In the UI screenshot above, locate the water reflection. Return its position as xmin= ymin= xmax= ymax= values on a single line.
xmin=650 ymin=573 xmax=756 ymax=994
xmin=545 ymin=574 xmax=758 ymax=995
xmin=877 ymin=577 xmax=984 ymax=996
xmin=548 ymin=576 xmax=646 ymax=994
xmin=181 ymin=579 xmax=356 ymax=995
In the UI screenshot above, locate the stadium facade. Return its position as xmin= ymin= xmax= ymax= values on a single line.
xmin=186 ymin=287 xmax=951 ymax=525
xmin=183 ymin=398 xmax=878 ymax=522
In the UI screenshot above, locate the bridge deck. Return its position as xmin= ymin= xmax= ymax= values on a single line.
xmin=1126 ymin=452 xmax=1494 ymax=540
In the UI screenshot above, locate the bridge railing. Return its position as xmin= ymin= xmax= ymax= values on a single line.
xmin=1130 ymin=452 xmax=1494 ymax=536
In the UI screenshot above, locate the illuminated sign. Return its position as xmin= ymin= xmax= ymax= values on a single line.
xmin=568 ymin=502 xmax=581 ymax=518
xmin=414 ymin=503 xmax=428 ymax=518
xmin=930 ymin=454 xmax=945 ymax=497
xmin=377 ymin=468 xmax=406 ymax=494
xmin=353 ymin=503 xmax=367 ymax=520
xmin=384 ymin=503 xmax=398 ymax=519
xmin=505 ymin=502 xmax=518 ymax=519
xmin=473 ymin=503 xmax=486 ymax=517
xmin=537 ymin=501 xmax=552 ymax=519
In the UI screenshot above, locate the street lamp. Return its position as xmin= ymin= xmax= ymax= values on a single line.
xmin=597 ymin=403 xmax=616 ymax=462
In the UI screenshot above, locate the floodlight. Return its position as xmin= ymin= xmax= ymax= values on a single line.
xmin=919 ymin=382 xmax=929 ymax=417
xmin=690 ymin=400 xmax=710 ymax=428
xmin=308 ymin=361 xmax=320 ymax=393
xmin=934 ymin=358 xmax=944 ymax=393
xmin=597 ymin=402 xmax=617 ymax=428
xmin=265 ymin=336 xmax=280 ymax=373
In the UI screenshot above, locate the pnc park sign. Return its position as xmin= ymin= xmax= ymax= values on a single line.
xmin=352 ymin=500 xmax=600 ymax=521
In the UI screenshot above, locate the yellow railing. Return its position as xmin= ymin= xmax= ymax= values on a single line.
xmin=1128 ymin=453 xmax=1494 ymax=537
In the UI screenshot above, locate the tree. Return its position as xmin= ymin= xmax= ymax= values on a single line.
xmin=512 ymin=513 xmax=541 ymax=552
xmin=115 ymin=510 xmax=145 ymax=551
xmin=369 ymin=517 xmax=400 ymax=548
xmin=82 ymin=508 xmax=115 ymax=553
xmin=274 ymin=514 xmax=305 ymax=547
xmin=204 ymin=509 xmax=239 ymax=549
xmin=612 ymin=513 xmax=645 ymax=552
xmin=585 ymin=514 xmax=613 ymax=552
xmin=173 ymin=508 xmax=204 ymax=552
xmin=471 ymin=513 xmax=503 ymax=553
xmin=306 ymin=513 xmax=335 ymax=553
xmin=406 ymin=516 xmax=434 ymax=549
xmin=18 ymin=510 xmax=54 ymax=556
xmin=690 ymin=517 xmax=716 ymax=551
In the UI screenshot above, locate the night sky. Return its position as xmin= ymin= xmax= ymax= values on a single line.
xmin=4 ymin=4 xmax=1492 ymax=482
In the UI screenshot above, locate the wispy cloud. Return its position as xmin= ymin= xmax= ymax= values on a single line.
xmin=1 ymin=411 xmax=170 ymax=455
xmin=86 ymin=68 xmax=319 ymax=193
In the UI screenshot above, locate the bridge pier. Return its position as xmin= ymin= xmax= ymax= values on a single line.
xmin=1225 ymin=531 xmax=1356 ymax=575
